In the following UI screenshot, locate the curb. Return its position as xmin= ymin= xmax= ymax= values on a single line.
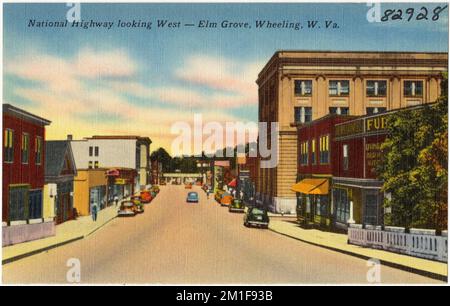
xmin=85 ymin=215 xmax=117 ymax=238
xmin=2 ymin=214 xmax=118 ymax=265
xmin=268 ymin=227 xmax=448 ymax=282
xmin=2 ymin=236 xmax=84 ymax=265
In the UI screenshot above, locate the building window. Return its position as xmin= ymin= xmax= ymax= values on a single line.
xmin=300 ymin=141 xmax=308 ymax=165
xmin=94 ymin=146 xmax=99 ymax=157
xmin=94 ymin=161 xmax=99 ymax=169
xmin=88 ymin=161 xmax=93 ymax=169
xmin=29 ymin=190 xmax=43 ymax=220
xmin=315 ymin=195 xmax=329 ymax=217
xmin=35 ymin=136 xmax=43 ymax=165
xmin=294 ymin=80 xmax=312 ymax=96
xmin=404 ymin=81 xmax=423 ymax=97
xmin=329 ymin=107 xmax=349 ymax=115
xmin=364 ymin=192 xmax=382 ymax=225
xmin=366 ymin=80 xmax=387 ymax=97
xmin=294 ymin=106 xmax=312 ymax=124
xmin=343 ymin=144 xmax=349 ymax=171
xmin=319 ymin=135 xmax=330 ymax=164
xmin=333 ymin=188 xmax=350 ymax=224
xmin=89 ymin=146 xmax=93 ymax=157
xmin=21 ymin=133 xmax=29 ymax=164
xmin=329 ymin=80 xmax=349 ymax=96
xmin=63 ymin=156 xmax=70 ymax=171
xmin=366 ymin=107 xmax=387 ymax=115
xmin=9 ymin=185 xmax=29 ymax=221
xmin=311 ymin=139 xmax=316 ymax=165
xmin=4 ymin=129 xmax=14 ymax=163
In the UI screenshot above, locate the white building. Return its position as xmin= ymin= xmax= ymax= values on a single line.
xmin=70 ymin=135 xmax=152 ymax=191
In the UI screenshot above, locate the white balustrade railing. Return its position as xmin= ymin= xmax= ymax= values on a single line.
xmin=348 ymin=225 xmax=448 ymax=263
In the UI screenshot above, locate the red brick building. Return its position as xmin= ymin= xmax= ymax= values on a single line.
xmin=333 ymin=112 xmax=389 ymax=230
xmin=293 ymin=114 xmax=355 ymax=227
xmin=2 ymin=104 xmax=53 ymax=246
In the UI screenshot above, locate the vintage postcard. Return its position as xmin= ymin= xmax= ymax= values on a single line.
xmin=1 ymin=1 xmax=448 ymax=291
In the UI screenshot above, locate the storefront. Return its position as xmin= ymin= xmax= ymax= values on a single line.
xmin=331 ymin=181 xmax=384 ymax=229
xmin=292 ymin=177 xmax=331 ymax=228
xmin=333 ymin=112 xmax=388 ymax=229
xmin=50 ymin=181 xmax=74 ymax=224
xmin=89 ymin=185 xmax=107 ymax=211
xmin=293 ymin=114 xmax=355 ymax=229
xmin=106 ymin=168 xmax=137 ymax=203
xmin=73 ymin=169 xmax=109 ymax=216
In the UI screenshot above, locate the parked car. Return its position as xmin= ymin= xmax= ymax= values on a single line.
xmin=243 ymin=207 xmax=269 ymax=228
xmin=186 ymin=191 xmax=199 ymax=203
xmin=229 ymin=199 xmax=245 ymax=213
xmin=151 ymin=185 xmax=160 ymax=194
xmin=140 ymin=190 xmax=153 ymax=203
xmin=220 ymin=193 xmax=233 ymax=207
xmin=215 ymin=190 xmax=225 ymax=202
xmin=185 ymin=183 xmax=192 ymax=189
xmin=118 ymin=200 xmax=137 ymax=217
xmin=131 ymin=196 xmax=144 ymax=213
xmin=160 ymin=181 xmax=166 ymax=186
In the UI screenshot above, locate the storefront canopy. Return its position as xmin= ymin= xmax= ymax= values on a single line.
xmin=291 ymin=178 xmax=329 ymax=195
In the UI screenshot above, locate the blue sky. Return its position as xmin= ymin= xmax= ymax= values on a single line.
xmin=3 ymin=2 xmax=448 ymax=152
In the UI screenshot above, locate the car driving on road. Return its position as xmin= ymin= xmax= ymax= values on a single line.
xmin=243 ymin=207 xmax=269 ymax=228
xmin=186 ymin=191 xmax=199 ymax=203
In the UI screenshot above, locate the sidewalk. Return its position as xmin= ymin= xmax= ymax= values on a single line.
xmin=269 ymin=220 xmax=448 ymax=281
xmin=2 ymin=204 xmax=118 ymax=264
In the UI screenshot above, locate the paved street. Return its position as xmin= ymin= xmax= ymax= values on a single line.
xmin=2 ymin=185 xmax=441 ymax=284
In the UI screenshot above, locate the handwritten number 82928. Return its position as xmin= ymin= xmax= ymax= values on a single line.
xmin=381 ymin=5 xmax=447 ymax=22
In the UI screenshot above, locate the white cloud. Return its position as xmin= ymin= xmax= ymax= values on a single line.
xmin=75 ymin=48 xmax=137 ymax=78
xmin=175 ymin=54 xmax=263 ymax=107
xmin=5 ymin=49 xmax=259 ymax=154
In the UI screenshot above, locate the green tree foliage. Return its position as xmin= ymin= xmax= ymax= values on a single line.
xmin=150 ymin=147 xmax=172 ymax=172
xmin=378 ymin=80 xmax=448 ymax=231
xmin=150 ymin=142 xmax=257 ymax=174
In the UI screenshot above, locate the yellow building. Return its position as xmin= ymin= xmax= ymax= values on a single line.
xmin=256 ymin=51 xmax=448 ymax=213
xmin=42 ymin=185 xmax=54 ymax=220
xmin=73 ymin=169 xmax=108 ymax=216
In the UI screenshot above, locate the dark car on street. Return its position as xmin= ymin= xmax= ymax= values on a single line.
xmin=243 ymin=207 xmax=269 ymax=228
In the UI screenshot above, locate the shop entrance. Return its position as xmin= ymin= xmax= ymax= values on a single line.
xmin=363 ymin=190 xmax=383 ymax=226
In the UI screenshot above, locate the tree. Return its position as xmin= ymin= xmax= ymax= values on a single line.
xmin=378 ymin=76 xmax=448 ymax=231
xmin=150 ymin=147 xmax=172 ymax=172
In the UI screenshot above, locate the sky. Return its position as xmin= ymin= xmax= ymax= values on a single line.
xmin=3 ymin=2 xmax=449 ymax=154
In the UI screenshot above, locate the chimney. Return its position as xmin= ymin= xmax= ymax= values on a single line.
xmin=67 ymin=134 xmax=73 ymax=141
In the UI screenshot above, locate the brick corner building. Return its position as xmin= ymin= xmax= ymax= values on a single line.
xmin=256 ymin=50 xmax=448 ymax=213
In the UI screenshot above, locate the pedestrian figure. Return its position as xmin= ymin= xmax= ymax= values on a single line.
xmin=114 ymin=195 xmax=119 ymax=207
xmin=206 ymin=189 xmax=210 ymax=199
xmin=92 ymin=203 xmax=98 ymax=222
